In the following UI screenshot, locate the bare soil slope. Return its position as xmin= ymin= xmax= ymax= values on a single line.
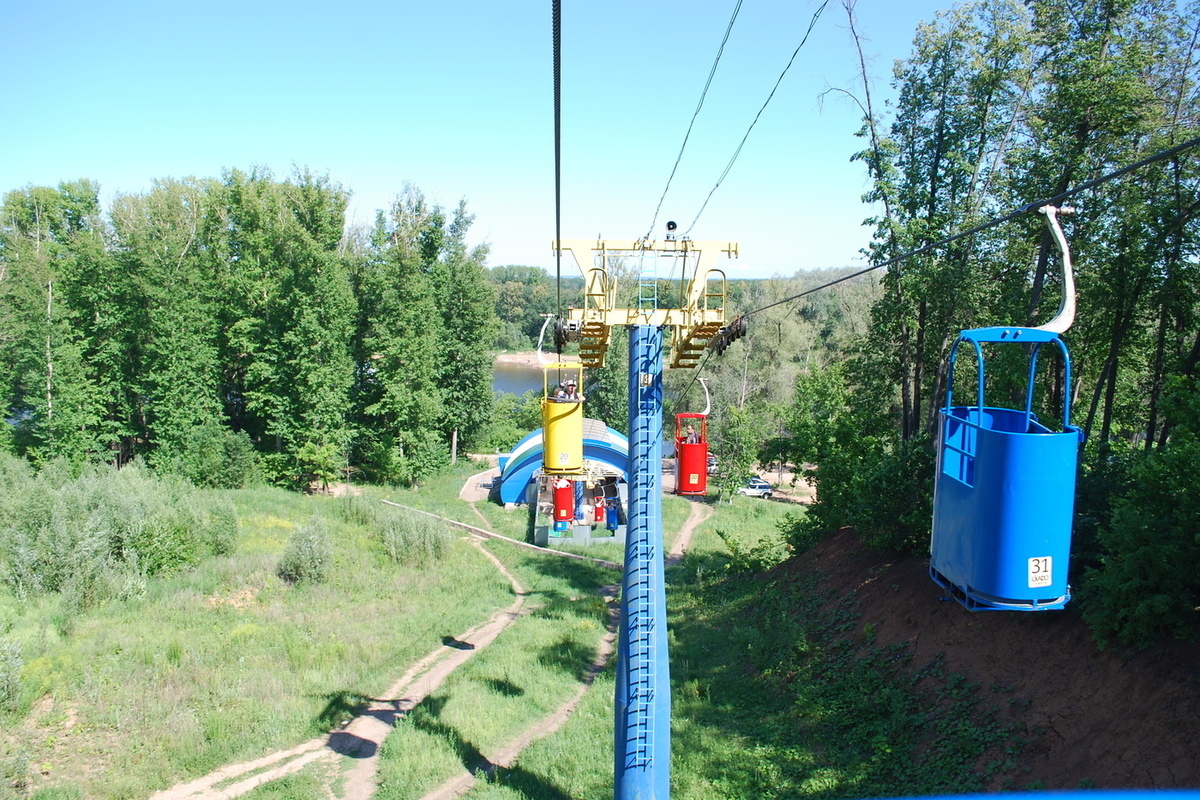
xmin=783 ymin=527 xmax=1200 ymax=790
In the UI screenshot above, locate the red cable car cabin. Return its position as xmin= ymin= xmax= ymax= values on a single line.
xmin=553 ymin=478 xmax=574 ymax=531
xmin=674 ymin=413 xmax=708 ymax=496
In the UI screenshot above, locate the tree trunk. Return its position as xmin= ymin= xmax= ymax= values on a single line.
xmin=45 ymin=281 xmax=53 ymax=423
xmin=1144 ymin=302 xmax=1170 ymax=449
xmin=911 ymin=299 xmax=927 ymax=440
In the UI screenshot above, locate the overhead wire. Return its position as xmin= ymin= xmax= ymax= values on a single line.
xmin=683 ymin=0 xmax=831 ymax=237
xmin=669 ymin=349 xmax=715 ymax=418
xmin=670 ymin=133 xmax=1200 ymax=408
xmin=552 ymin=0 xmax=563 ymax=353
xmin=643 ymin=0 xmax=746 ymax=242
xmin=741 ymin=133 xmax=1200 ymax=320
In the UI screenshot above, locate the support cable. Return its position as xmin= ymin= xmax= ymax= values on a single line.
xmin=669 ymin=349 xmax=715 ymax=418
xmin=643 ymin=0 xmax=745 ymax=242
xmin=670 ymin=134 xmax=1200 ymax=410
xmin=740 ymin=133 xmax=1200 ymax=320
xmin=683 ymin=0 xmax=831 ymax=237
xmin=552 ymin=0 xmax=564 ymax=354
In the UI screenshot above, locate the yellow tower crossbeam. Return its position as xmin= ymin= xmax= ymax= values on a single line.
xmin=552 ymin=238 xmax=738 ymax=369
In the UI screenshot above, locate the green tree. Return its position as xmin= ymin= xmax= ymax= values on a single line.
xmin=205 ymin=168 xmax=355 ymax=485
xmin=1083 ymin=377 xmax=1200 ymax=646
xmin=109 ymin=178 xmax=222 ymax=462
xmin=0 ymin=182 xmax=111 ymax=465
xmin=430 ymin=200 xmax=498 ymax=455
xmin=585 ymin=325 xmax=629 ymax=432
xmin=712 ymin=405 xmax=770 ymax=502
xmin=487 ymin=265 xmax=556 ymax=349
xmin=349 ymin=188 xmax=446 ymax=485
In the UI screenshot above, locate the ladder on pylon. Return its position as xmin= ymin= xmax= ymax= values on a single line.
xmin=637 ymin=251 xmax=659 ymax=312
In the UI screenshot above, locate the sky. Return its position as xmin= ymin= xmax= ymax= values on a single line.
xmin=0 ymin=0 xmax=954 ymax=279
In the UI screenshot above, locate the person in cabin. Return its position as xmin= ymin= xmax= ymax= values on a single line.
xmin=684 ymin=424 xmax=699 ymax=444
xmin=553 ymin=379 xmax=584 ymax=402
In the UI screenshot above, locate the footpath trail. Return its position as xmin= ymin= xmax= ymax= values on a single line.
xmin=668 ymin=499 xmax=713 ymax=566
xmin=150 ymin=494 xmax=711 ymax=800
xmin=416 ymin=496 xmax=712 ymax=800
xmin=149 ymin=537 xmax=528 ymax=800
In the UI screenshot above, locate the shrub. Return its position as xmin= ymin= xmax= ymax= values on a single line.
xmin=196 ymin=496 xmax=239 ymax=557
xmin=336 ymin=493 xmax=384 ymax=528
xmin=168 ymin=421 xmax=262 ymax=489
xmin=295 ymin=441 xmax=342 ymax=492
xmin=0 ymin=459 xmax=238 ymax=606
xmin=1082 ymin=439 xmax=1200 ymax=648
xmin=379 ymin=508 xmax=451 ymax=567
xmin=716 ymin=527 xmax=790 ymax=573
xmin=778 ymin=364 xmax=934 ymax=555
xmin=0 ymin=453 xmax=33 ymax=528
xmin=277 ymin=517 xmax=332 ymax=584
xmin=0 ymin=637 xmax=20 ymax=713
xmin=0 ymin=744 xmax=29 ymax=798
xmin=1082 ymin=379 xmax=1200 ymax=648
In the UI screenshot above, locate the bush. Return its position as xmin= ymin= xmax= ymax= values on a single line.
xmin=0 ymin=637 xmax=20 ymax=714
xmin=379 ymin=508 xmax=451 ymax=567
xmin=0 ymin=454 xmax=33 ymax=526
xmin=0 ymin=744 xmax=30 ymax=798
xmin=295 ymin=441 xmax=342 ymax=492
xmin=277 ymin=517 xmax=332 ymax=584
xmin=716 ymin=527 xmax=790 ymax=573
xmin=0 ymin=459 xmax=237 ymax=607
xmin=1082 ymin=379 xmax=1200 ymax=648
xmin=336 ymin=493 xmax=384 ymax=528
xmin=195 ymin=496 xmax=239 ymax=557
xmin=778 ymin=364 xmax=934 ymax=555
xmin=169 ymin=421 xmax=261 ymax=489
xmin=1082 ymin=440 xmax=1200 ymax=648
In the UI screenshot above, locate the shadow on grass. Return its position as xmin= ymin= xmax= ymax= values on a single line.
xmin=527 ymin=551 xmax=620 ymax=591
xmin=442 ymin=635 xmax=477 ymax=650
xmin=314 ymin=689 xmax=370 ymax=730
xmin=537 ymin=635 xmax=601 ymax=682
xmin=407 ymin=695 xmax=577 ymax=799
xmin=484 ymin=677 xmax=525 ymax=697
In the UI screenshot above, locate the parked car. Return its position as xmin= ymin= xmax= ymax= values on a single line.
xmin=736 ymin=477 xmax=773 ymax=499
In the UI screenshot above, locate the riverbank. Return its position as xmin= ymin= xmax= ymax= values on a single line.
xmin=493 ymin=350 xmax=580 ymax=368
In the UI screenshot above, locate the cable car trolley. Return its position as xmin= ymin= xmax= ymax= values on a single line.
xmin=674 ymin=413 xmax=709 ymax=496
xmin=541 ymin=361 xmax=585 ymax=475
xmin=930 ymin=327 xmax=1083 ymax=610
xmin=930 ymin=205 xmax=1084 ymax=612
xmin=674 ymin=377 xmax=713 ymax=496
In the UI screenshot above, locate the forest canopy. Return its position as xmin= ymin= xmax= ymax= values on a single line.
xmin=0 ymin=170 xmax=497 ymax=488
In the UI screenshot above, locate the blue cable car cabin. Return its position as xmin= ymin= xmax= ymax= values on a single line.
xmin=930 ymin=326 xmax=1084 ymax=611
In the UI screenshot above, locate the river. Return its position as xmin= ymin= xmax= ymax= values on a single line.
xmin=492 ymin=358 xmax=545 ymax=396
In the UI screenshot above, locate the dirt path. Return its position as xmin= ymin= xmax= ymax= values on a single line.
xmin=418 ymin=496 xmax=712 ymax=800
xmin=148 ymin=538 xmax=528 ymax=800
xmin=152 ymin=495 xmax=708 ymax=800
xmin=417 ymin=590 xmax=619 ymax=800
xmin=668 ymin=498 xmax=714 ymax=566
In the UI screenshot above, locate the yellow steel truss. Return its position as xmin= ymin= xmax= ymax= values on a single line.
xmin=551 ymin=238 xmax=738 ymax=369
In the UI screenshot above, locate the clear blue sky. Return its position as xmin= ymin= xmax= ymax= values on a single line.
xmin=1 ymin=1 xmax=952 ymax=279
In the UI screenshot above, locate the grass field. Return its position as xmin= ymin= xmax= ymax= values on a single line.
xmin=1 ymin=480 xmax=516 ymax=799
xmin=374 ymin=544 xmax=619 ymax=799
xmin=3 ymin=455 xmax=1001 ymax=800
xmin=457 ymin=493 xmax=1027 ymax=799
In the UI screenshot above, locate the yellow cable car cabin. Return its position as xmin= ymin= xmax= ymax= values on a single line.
xmin=542 ymin=361 xmax=585 ymax=474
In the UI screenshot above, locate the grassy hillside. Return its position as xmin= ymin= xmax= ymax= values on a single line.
xmin=1 ymin=475 xmax=514 ymax=799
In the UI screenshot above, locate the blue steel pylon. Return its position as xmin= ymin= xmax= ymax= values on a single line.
xmin=615 ymin=324 xmax=671 ymax=799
